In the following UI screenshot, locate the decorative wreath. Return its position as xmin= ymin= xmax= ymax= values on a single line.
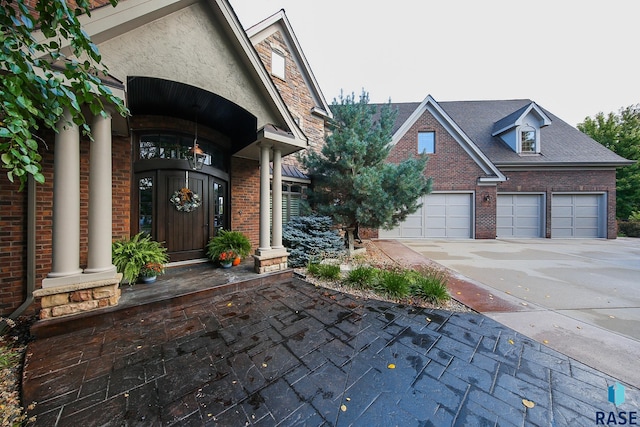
xmin=170 ymin=187 xmax=201 ymax=212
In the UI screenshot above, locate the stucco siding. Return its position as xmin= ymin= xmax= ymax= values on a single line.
xmin=97 ymin=3 xmax=281 ymax=129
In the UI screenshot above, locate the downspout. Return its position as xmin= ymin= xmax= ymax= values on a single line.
xmin=1 ymin=175 xmax=36 ymax=331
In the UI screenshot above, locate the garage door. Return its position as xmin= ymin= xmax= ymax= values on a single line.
xmin=551 ymin=194 xmax=605 ymax=238
xmin=497 ymin=194 xmax=544 ymax=238
xmin=379 ymin=193 xmax=472 ymax=238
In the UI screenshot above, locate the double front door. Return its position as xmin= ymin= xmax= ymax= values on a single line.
xmin=137 ymin=169 xmax=227 ymax=262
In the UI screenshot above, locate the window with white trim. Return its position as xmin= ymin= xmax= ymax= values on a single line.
xmin=521 ymin=129 xmax=536 ymax=153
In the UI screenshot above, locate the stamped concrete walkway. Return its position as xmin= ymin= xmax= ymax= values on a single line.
xmin=387 ymin=238 xmax=640 ymax=389
xmin=22 ymin=254 xmax=639 ymax=426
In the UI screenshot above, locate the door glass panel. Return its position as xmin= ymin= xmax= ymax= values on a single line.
xmin=139 ymin=177 xmax=153 ymax=235
xmin=213 ymin=181 xmax=226 ymax=235
xmin=138 ymin=133 xmax=227 ymax=170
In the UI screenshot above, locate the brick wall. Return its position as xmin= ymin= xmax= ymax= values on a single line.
xmin=253 ymin=30 xmax=325 ymax=170
xmin=498 ymin=169 xmax=618 ymax=238
xmin=386 ymin=108 xmax=497 ymax=238
xmin=112 ymin=136 xmax=132 ymax=240
xmin=388 ymin=109 xmax=486 ymax=189
xmin=230 ymin=157 xmax=260 ymax=250
xmin=475 ymin=187 xmax=498 ymax=239
xmin=0 ymin=176 xmax=27 ymax=316
xmin=0 ymin=149 xmax=62 ymax=316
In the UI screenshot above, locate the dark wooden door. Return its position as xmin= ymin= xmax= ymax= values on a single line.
xmin=158 ymin=170 xmax=210 ymax=261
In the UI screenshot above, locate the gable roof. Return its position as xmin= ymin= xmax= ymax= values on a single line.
xmin=246 ymin=9 xmax=332 ymax=119
xmin=387 ymin=95 xmax=506 ymax=183
xmin=382 ymin=97 xmax=632 ymax=169
xmin=36 ymin=0 xmax=308 ymax=152
xmin=438 ymin=100 xmax=633 ymax=167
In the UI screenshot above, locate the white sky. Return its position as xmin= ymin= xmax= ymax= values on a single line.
xmin=230 ymin=0 xmax=638 ymax=127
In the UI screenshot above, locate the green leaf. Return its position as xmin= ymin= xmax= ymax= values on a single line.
xmin=25 ymin=138 xmax=38 ymax=150
xmin=24 ymin=164 xmax=39 ymax=174
xmin=21 ymin=14 xmax=34 ymax=30
xmin=33 ymin=172 xmax=45 ymax=184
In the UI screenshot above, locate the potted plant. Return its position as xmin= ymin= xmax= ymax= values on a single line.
xmin=139 ymin=261 xmax=165 ymax=283
xmin=112 ymin=232 xmax=169 ymax=284
xmin=217 ymin=250 xmax=237 ymax=269
xmin=206 ymin=230 xmax=251 ymax=267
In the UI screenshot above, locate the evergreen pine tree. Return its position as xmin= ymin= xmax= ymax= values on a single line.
xmin=302 ymin=90 xmax=432 ymax=251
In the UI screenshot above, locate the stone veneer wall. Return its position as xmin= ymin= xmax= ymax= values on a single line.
xmin=252 ymin=29 xmax=326 ymax=170
xmin=254 ymin=254 xmax=288 ymax=274
xmin=33 ymin=276 xmax=121 ymax=319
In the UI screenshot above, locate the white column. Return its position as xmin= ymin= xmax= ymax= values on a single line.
xmin=271 ymin=148 xmax=283 ymax=249
xmin=46 ymin=109 xmax=82 ymax=280
xmin=85 ymin=112 xmax=116 ymax=275
xmin=258 ymin=143 xmax=272 ymax=253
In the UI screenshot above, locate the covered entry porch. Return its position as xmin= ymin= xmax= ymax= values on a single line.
xmin=35 ymin=78 xmax=306 ymax=319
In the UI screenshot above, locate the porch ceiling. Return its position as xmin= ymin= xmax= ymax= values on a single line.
xmin=127 ymin=76 xmax=257 ymax=150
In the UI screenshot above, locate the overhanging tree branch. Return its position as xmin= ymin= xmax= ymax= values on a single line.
xmin=1 ymin=0 xmax=128 ymax=189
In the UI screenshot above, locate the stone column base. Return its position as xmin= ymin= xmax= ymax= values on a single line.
xmin=33 ymin=274 xmax=122 ymax=319
xmin=253 ymin=249 xmax=289 ymax=274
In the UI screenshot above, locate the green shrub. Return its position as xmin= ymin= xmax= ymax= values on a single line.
xmin=618 ymin=220 xmax=640 ymax=237
xmin=410 ymin=269 xmax=450 ymax=303
xmin=376 ymin=269 xmax=411 ymax=298
xmin=629 ymin=211 xmax=640 ymax=221
xmin=346 ymin=265 xmax=379 ymax=289
xmin=206 ymin=230 xmax=252 ymax=262
xmin=346 ymin=266 xmax=450 ymax=304
xmin=112 ymin=233 xmax=169 ymax=284
xmin=308 ymin=262 xmax=341 ymax=280
xmin=307 ymin=262 xmax=321 ymax=276
xmin=283 ymin=215 xmax=345 ymax=267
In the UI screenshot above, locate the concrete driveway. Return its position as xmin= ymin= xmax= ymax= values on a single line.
xmin=399 ymin=238 xmax=640 ymax=387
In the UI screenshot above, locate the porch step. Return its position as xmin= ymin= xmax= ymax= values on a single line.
xmin=30 ymin=269 xmax=293 ymax=339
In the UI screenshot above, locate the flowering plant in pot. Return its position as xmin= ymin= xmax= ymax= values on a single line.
xmin=206 ymin=230 xmax=251 ymax=267
xmin=217 ymin=250 xmax=237 ymax=268
xmin=139 ymin=262 xmax=165 ymax=283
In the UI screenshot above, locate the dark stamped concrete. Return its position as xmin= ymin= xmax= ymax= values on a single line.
xmin=23 ymin=270 xmax=639 ymax=426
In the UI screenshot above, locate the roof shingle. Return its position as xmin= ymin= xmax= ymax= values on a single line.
xmin=373 ymin=99 xmax=632 ymax=167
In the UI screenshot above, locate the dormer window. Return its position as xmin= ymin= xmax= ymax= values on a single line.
xmin=491 ymin=102 xmax=551 ymax=155
xmin=521 ymin=129 xmax=536 ymax=152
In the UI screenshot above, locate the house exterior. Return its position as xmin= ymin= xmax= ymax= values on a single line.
xmin=0 ymin=1 xmax=328 ymax=319
xmin=379 ymin=96 xmax=633 ymax=240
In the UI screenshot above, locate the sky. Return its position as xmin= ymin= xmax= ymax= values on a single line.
xmin=230 ymin=0 xmax=638 ymax=127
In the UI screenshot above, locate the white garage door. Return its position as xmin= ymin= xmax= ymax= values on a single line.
xmin=497 ymin=194 xmax=544 ymax=238
xmin=551 ymin=194 xmax=605 ymax=238
xmin=379 ymin=193 xmax=472 ymax=238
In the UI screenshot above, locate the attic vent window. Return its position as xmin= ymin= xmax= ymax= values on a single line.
xmin=271 ymin=50 xmax=285 ymax=79
xmin=521 ymin=130 xmax=536 ymax=152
